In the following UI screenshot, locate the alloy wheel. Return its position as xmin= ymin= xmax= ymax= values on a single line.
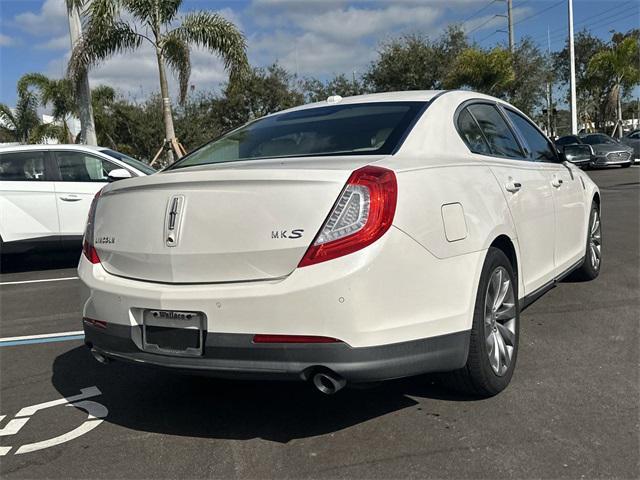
xmin=589 ymin=210 xmax=602 ymax=271
xmin=484 ymin=267 xmax=517 ymax=376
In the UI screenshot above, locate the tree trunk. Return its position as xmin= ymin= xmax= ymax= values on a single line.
xmin=616 ymin=81 xmax=623 ymax=139
xmin=67 ymin=5 xmax=97 ymax=146
xmin=156 ymin=49 xmax=175 ymax=163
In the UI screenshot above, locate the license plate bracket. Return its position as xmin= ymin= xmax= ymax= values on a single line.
xmin=142 ymin=310 xmax=205 ymax=357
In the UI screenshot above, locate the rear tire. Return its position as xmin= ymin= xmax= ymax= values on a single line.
xmin=446 ymin=247 xmax=519 ymax=397
xmin=572 ymin=202 xmax=601 ymax=281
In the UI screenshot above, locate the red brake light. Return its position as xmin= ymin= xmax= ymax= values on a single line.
xmin=83 ymin=189 xmax=102 ymax=264
xmin=298 ymin=166 xmax=397 ymax=267
xmin=82 ymin=240 xmax=101 ymax=264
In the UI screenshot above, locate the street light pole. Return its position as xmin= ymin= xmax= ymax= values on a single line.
xmin=507 ymin=0 xmax=515 ymax=52
xmin=568 ymin=0 xmax=578 ymax=134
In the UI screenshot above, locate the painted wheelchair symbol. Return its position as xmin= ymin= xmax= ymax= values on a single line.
xmin=0 ymin=386 xmax=107 ymax=455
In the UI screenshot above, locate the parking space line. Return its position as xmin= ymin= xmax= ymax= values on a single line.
xmin=0 ymin=331 xmax=84 ymax=347
xmin=0 ymin=276 xmax=79 ymax=286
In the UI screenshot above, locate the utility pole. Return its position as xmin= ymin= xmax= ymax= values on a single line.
xmin=507 ymin=0 xmax=515 ymax=52
xmin=568 ymin=0 xmax=578 ymax=134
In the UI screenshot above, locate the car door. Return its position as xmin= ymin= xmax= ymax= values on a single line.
xmin=52 ymin=150 xmax=124 ymax=238
xmin=0 ymin=150 xmax=60 ymax=243
xmin=463 ymin=103 xmax=556 ymax=295
xmin=502 ymin=107 xmax=586 ymax=276
xmin=625 ymin=132 xmax=640 ymax=160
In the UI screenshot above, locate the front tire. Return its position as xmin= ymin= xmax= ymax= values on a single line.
xmin=572 ymin=202 xmax=601 ymax=281
xmin=448 ymin=247 xmax=519 ymax=397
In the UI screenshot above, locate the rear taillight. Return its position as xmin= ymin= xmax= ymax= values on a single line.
xmin=83 ymin=189 xmax=102 ymax=264
xmin=298 ymin=166 xmax=397 ymax=267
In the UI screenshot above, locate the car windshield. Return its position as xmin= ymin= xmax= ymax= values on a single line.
xmin=167 ymin=102 xmax=426 ymax=170
xmin=581 ymin=134 xmax=616 ymax=145
xmin=101 ymin=149 xmax=156 ymax=175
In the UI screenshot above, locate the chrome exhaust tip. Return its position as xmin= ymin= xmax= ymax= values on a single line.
xmin=312 ymin=372 xmax=346 ymax=395
xmin=91 ymin=348 xmax=110 ymax=365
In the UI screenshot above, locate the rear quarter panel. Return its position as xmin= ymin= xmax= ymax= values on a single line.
xmin=377 ymin=91 xmax=522 ymax=298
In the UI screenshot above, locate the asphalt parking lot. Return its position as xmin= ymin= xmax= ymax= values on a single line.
xmin=0 ymin=167 xmax=638 ymax=479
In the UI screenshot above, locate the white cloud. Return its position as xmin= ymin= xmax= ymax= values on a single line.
xmin=15 ymin=0 xmax=68 ymax=37
xmin=0 ymin=34 xmax=14 ymax=46
xmin=36 ymin=34 xmax=69 ymax=50
xmin=246 ymin=1 xmax=453 ymax=79
xmin=291 ymin=5 xmax=441 ymax=42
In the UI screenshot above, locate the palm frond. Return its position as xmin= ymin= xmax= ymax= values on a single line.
xmin=172 ymin=12 xmax=248 ymax=81
xmin=0 ymin=103 xmax=17 ymax=131
xmin=162 ymin=33 xmax=191 ymax=104
xmin=86 ymin=0 xmax=122 ymax=27
xmin=28 ymin=123 xmax=66 ymax=144
xmin=68 ymin=21 xmax=143 ymax=86
xmin=92 ymin=85 xmax=116 ymax=105
xmin=66 ymin=0 xmax=87 ymax=13
xmin=124 ymin=0 xmax=182 ymax=25
xmin=17 ymin=73 xmax=50 ymax=99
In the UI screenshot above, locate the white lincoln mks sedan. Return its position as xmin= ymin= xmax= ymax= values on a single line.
xmin=79 ymin=91 xmax=601 ymax=396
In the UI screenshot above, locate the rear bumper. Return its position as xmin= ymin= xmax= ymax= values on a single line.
xmin=84 ymin=322 xmax=469 ymax=382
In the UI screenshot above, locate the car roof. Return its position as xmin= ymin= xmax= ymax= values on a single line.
xmin=274 ymin=90 xmax=445 ymax=116
xmin=0 ymin=144 xmax=109 ymax=153
xmin=579 ymin=133 xmax=611 ymax=138
xmin=268 ymin=90 xmax=515 ymax=119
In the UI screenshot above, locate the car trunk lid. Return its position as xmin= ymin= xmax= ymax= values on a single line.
xmin=93 ymin=156 xmax=382 ymax=283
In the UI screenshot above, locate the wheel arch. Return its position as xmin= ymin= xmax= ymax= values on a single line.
xmin=489 ymin=234 xmax=520 ymax=293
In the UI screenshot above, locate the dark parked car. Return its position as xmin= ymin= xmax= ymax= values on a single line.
xmin=620 ymin=130 xmax=640 ymax=163
xmin=556 ymin=133 xmax=633 ymax=168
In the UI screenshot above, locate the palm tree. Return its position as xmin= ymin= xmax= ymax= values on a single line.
xmin=68 ymin=0 xmax=248 ymax=160
xmin=588 ymin=36 xmax=640 ymax=138
xmin=66 ymin=0 xmax=98 ymax=145
xmin=0 ymin=90 xmax=64 ymax=144
xmin=17 ymin=73 xmax=77 ymax=143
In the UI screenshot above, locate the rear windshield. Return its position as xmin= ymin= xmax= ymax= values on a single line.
xmin=581 ymin=134 xmax=616 ymax=145
xmin=167 ymin=102 xmax=426 ymax=170
xmin=100 ymin=149 xmax=156 ymax=175
xmin=555 ymin=136 xmax=579 ymax=146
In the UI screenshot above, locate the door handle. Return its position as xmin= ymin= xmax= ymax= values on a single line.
xmin=505 ymin=180 xmax=522 ymax=193
xmin=551 ymin=176 xmax=564 ymax=188
xmin=60 ymin=195 xmax=82 ymax=202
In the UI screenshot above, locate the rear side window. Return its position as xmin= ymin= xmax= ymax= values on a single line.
xmin=555 ymin=136 xmax=580 ymax=146
xmin=0 ymin=152 xmax=47 ymax=181
xmin=505 ymin=110 xmax=558 ymax=163
xmin=457 ymin=108 xmax=491 ymax=155
xmin=467 ymin=104 xmax=523 ymax=159
xmin=55 ymin=151 xmax=121 ymax=182
xmin=168 ymin=102 xmax=426 ymax=170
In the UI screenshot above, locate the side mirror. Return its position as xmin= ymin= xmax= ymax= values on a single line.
xmin=107 ymin=168 xmax=132 ymax=182
xmin=562 ymin=144 xmax=592 ymax=164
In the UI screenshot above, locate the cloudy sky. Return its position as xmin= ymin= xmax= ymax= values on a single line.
xmin=0 ymin=0 xmax=638 ymax=105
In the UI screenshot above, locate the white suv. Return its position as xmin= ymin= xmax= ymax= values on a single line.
xmin=0 ymin=144 xmax=154 ymax=253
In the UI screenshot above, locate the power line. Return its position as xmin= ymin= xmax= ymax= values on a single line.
xmin=527 ymin=1 xmax=636 ymax=47
xmin=477 ymin=30 xmax=500 ymax=43
xmin=467 ymin=15 xmax=501 ymax=35
xmin=462 ymin=0 xmax=499 ymax=25
xmin=514 ymin=0 xmax=564 ymax=26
